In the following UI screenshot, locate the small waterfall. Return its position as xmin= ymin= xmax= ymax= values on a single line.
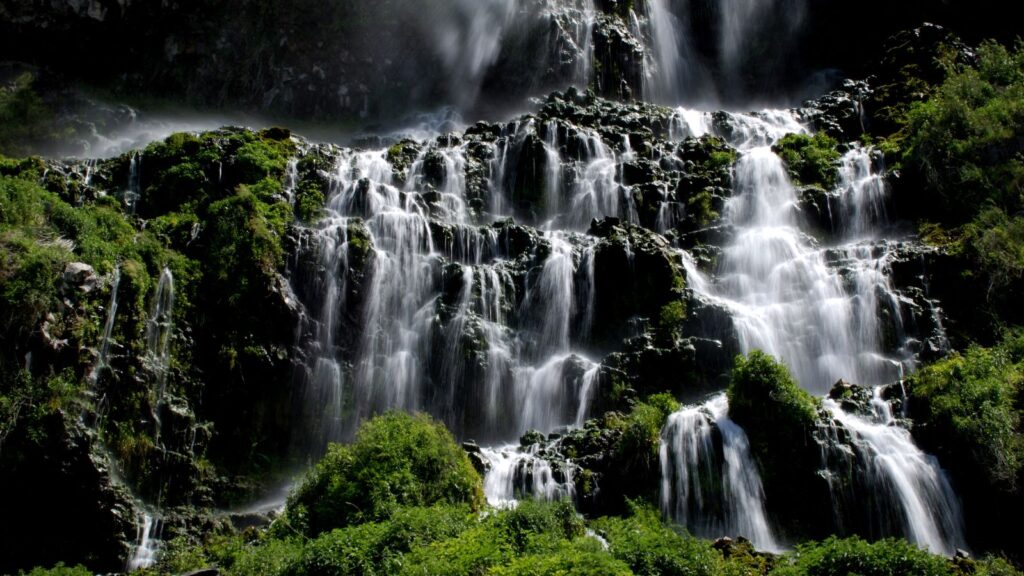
xmin=145 ymin=267 xmax=174 ymax=442
xmin=659 ymin=394 xmax=779 ymax=552
xmin=481 ymin=444 xmax=576 ymax=508
xmin=567 ymin=130 xmax=634 ymax=228
xmin=820 ymin=390 xmax=966 ymax=555
xmin=833 ymin=145 xmax=889 ymax=239
xmin=126 ymin=512 xmax=163 ymax=571
xmin=89 ymin=265 xmax=121 ymax=385
xmin=125 ymin=151 xmax=141 ymax=215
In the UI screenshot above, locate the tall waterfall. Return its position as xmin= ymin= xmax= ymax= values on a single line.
xmin=660 ymin=394 xmax=779 ymax=551
xmin=145 ymin=267 xmax=174 ymax=442
xmin=89 ymin=266 xmax=121 ymax=385
xmin=819 ymin=390 xmax=966 ymax=555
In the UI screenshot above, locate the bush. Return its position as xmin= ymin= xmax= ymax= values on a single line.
xmin=771 ymin=133 xmax=841 ymax=189
xmin=903 ymin=41 xmax=1024 ymax=223
xmin=908 ymin=337 xmax=1023 ymax=491
xmin=18 ymin=563 xmax=93 ymax=576
xmin=591 ymin=504 xmax=722 ymax=576
xmin=728 ymin=351 xmax=818 ymax=433
xmin=770 ymin=536 xmax=953 ymax=576
xmin=285 ymin=412 xmax=484 ymax=536
xmin=488 ymin=540 xmax=634 ymax=576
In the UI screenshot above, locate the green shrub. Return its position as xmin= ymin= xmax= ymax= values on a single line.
xmin=591 ymin=504 xmax=721 ymax=576
xmin=286 ymin=412 xmax=484 ymax=535
xmin=18 ymin=563 xmax=93 ymax=576
xmin=903 ymin=41 xmax=1024 ymax=223
xmin=728 ymin=351 xmax=818 ymax=431
xmin=770 ymin=536 xmax=953 ymax=576
xmin=0 ymin=73 xmax=58 ymax=156
xmin=771 ymin=133 xmax=841 ymax=189
xmin=488 ymin=539 xmax=634 ymax=576
xmin=907 ymin=337 xmax=1023 ymax=490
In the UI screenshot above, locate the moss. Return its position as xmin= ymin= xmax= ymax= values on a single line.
xmin=771 ymin=133 xmax=841 ymax=189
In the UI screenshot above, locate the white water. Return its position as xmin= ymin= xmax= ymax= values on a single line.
xmin=88 ymin=266 xmax=121 ymax=385
xmin=674 ymin=110 xmax=910 ymax=393
xmin=145 ymin=267 xmax=174 ymax=442
xmin=481 ymin=444 xmax=576 ymax=508
xmin=820 ymin=391 xmax=966 ymax=554
xmin=126 ymin=513 xmax=162 ymax=571
xmin=660 ymin=394 xmax=779 ymax=551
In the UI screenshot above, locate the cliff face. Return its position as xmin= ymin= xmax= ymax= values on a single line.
xmin=1 ymin=0 xmax=1017 ymax=121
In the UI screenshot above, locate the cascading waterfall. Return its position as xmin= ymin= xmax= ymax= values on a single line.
xmin=481 ymin=444 xmax=577 ymax=508
xmin=145 ymin=267 xmax=174 ymax=443
xmin=819 ymin=390 xmax=966 ymax=555
xmin=674 ymin=109 xmax=959 ymax=551
xmin=659 ymin=394 xmax=779 ymax=551
xmin=88 ymin=265 xmax=121 ymax=385
xmin=675 ymin=110 xmax=910 ymax=393
xmin=126 ymin=513 xmax=162 ymax=571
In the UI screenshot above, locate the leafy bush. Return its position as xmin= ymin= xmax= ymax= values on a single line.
xmin=908 ymin=336 xmax=1023 ymax=490
xmin=0 ymin=73 xmax=58 ymax=156
xmin=728 ymin=351 xmax=818 ymax=432
xmin=18 ymin=563 xmax=93 ymax=576
xmin=903 ymin=41 xmax=1024 ymax=223
xmin=591 ymin=504 xmax=722 ymax=576
xmin=285 ymin=412 xmax=484 ymax=536
xmin=771 ymin=133 xmax=841 ymax=189
xmin=488 ymin=539 xmax=634 ymax=576
xmin=770 ymin=536 xmax=953 ymax=576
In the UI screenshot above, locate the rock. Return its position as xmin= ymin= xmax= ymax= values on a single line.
xmin=62 ymin=262 xmax=99 ymax=294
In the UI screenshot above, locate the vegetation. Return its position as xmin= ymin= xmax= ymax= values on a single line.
xmin=902 ymin=41 xmax=1024 ymax=224
xmin=0 ymin=73 xmax=60 ymax=156
xmin=908 ymin=332 xmax=1024 ymax=491
xmin=284 ymin=412 xmax=485 ymax=536
xmin=771 ymin=133 xmax=841 ymax=189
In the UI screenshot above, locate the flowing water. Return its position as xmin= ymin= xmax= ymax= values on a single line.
xmin=660 ymin=394 xmax=779 ymax=551
xmin=674 ymin=110 xmax=912 ymax=394
xmin=145 ymin=267 xmax=175 ymax=443
xmin=88 ymin=266 xmax=121 ymax=386
xmin=819 ymin=390 xmax=966 ymax=554
xmin=481 ymin=444 xmax=577 ymax=508
xmin=126 ymin=513 xmax=162 ymax=571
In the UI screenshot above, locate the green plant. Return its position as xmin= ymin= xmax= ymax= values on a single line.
xmin=771 ymin=133 xmax=841 ymax=189
xmin=285 ymin=412 xmax=484 ymax=536
xmin=769 ymin=536 xmax=953 ymax=576
xmin=591 ymin=503 xmax=721 ymax=576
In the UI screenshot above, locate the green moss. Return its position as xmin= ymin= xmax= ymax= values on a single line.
xmin=771 ymin=133 xmax=841 ymax=189
xmin=728 ymin=351 xmax=818 ymax=429
xmin=285 ymin=412 xmax=485 ymax=536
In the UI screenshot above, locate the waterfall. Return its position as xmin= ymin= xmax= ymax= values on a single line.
xmin=88 ymin=265 xmax=121 ymax=385
xmin=659 ymin=394 xmax=779 ymax=551
xmin=126 ymin=512 xmax=162 ymax=571
xmin=819 ymin=390 xmax=966 ymax=555
xmin=481 ymin=444 xmax=577 ymax=508
xmin=125 ymin=151 xmax=141 ymax=214
xmin=674 ymin=110 xmax=910 ymax=393
xmin=145 ymin=267 xmax=174 ymax=442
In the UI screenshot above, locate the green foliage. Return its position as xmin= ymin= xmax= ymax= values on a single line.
xmin=613 ymin=393 xmax=679 ymax=471
xmin=488 ymin=539 xmax=634 ymax=576
xmin=728 ymin=351 xmax=818 ymax=430
xmin=771 ymin=133 xmax=841 ymax=189
xmin=770 ymin=536 xmax=953 ymax=576
xmin=18 ymin=563 xmax=94 ymax=576
xmin=907 ymin=335 xmax=1023 ymax=490
xmin=657 ymin=300 xmax=686 ymax=341
xmin=0 ymin=73 xmax=60 ymax=156
xmin=903 ymin=41 xmax=1024 ymax=223
xmin=963 ymin=206 xmax=1024 ymax=297
xmin=286 ymin=412 xmax=485 ymax=536
xmin=592 ymin=504 xmax=722 ymax=576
